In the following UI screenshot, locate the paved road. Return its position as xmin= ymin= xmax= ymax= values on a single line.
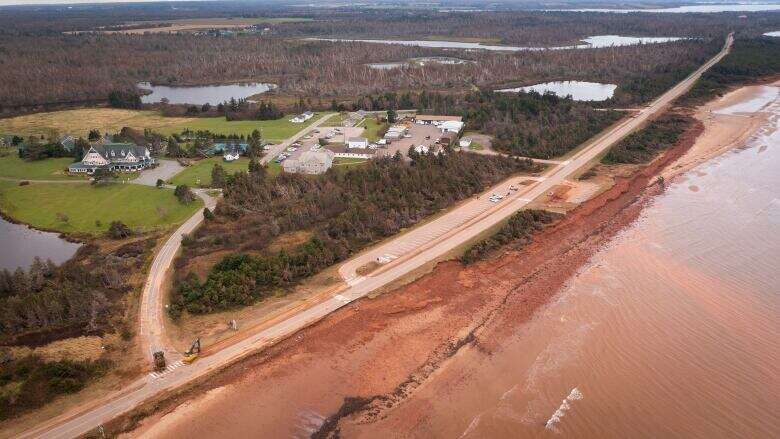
xmin=259 ymin=113 xmax=336 ymax=165
xmin=20 ymin=35 xmax=731 ymax=439
xmin=131 ymin=159 xmax=184 ymax=186
xmin=137 ymin=189 xmax=218 ymax=360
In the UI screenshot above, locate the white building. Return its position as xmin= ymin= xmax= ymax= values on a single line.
xmin=384 ymin=125 xmax=407 ymax=140
xmin=283 ymin=149 xmax=335 ymax=174
xmin=439 ymin=120 xmax=465 ymax=134
xmin=347 ymin=137 xmax=369 ymax=149
xmin=328 ymin=145 xmax=374 ymax=159
xmin=68 ymin=143 xmax=153 ymax=174
xmin=290 ymin=111 xmax=315 ymax=123
xmin=459 ymin=137 xmax=473 ymax=148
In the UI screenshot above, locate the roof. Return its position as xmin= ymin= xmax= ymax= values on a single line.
xmin=348 ymin=137 xmax=368 ymax=143
xmin=93 ymin=143 xmax=148 ymax=160
xmin=415 ymin=115 xmax=463 ymax=122
xmin=327 ymin=145 xmax=376 ymax=155
xmin=299 ymin=150 xmax=335 ymax=165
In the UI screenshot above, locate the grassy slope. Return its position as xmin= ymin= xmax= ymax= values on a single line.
xmin=169 ymin=157 xmax=251 ymax=187
xmin=0 ymin=152 xmax=81 ymax=181
xmin=0 ymin=110 xmax=324 ymax=142
xmin=0 ymin=182 xmax=201 ymax=234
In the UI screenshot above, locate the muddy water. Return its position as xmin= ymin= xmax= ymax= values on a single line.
xmin=357 ymin=101 xmax=780 ymax=438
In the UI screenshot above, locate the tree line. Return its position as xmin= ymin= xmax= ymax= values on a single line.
xmin=0 ymin=239 xmax=155 ymax=346
xmin=170 ymin=151 xmax=539 ymax=315
xmin=461 ymin=210 xmax=559 ymax=264
xmin=603 ymin=113 xmax=694 ymax=164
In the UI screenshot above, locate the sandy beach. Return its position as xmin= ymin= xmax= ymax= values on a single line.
xmin=663 ymin=80 xmax=779 ymax=180
xmin=116 ymin=82 xmax=775 ymax=439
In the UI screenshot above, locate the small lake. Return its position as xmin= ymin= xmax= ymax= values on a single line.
xmin=496 ymin=81 xmax=617 ymax=101
xmin=547 ymin=4 xmax=780 ymax=13
xmin=138 ymin=82 xmax=276 ymax=105
xmin=0 ymin=217 xmax=81 ymax=271
xmin=314 ymin=35 xmax=685 ymax=52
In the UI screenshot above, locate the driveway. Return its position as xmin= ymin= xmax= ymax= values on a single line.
xmin=133 ymin=159 xmax=184 ymax=186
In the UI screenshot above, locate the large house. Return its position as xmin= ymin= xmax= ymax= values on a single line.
xmin=69 ymin=143 xmax=153 ymax=174
xmin=283 ymin=149 xmax=334 ymax=174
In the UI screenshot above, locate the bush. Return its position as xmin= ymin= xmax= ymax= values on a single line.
xmin=174 ymin=184 xmax=196 ymax=204
xmin=461 ymin=210 xmax=557 ymax=264
xmin=107 ymin=220 xmax=132 ymax=239
xmin=603 ymin=113 xmax=693 ymax=164
xmin=0 ymin=355 xmax=109 ymax=420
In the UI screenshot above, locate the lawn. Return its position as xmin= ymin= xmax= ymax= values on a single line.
xmin=0 ymin=182 xmax=202 ymax=234
xmin=333 ymin=157 xmax=369 ymax=167
xmin=0 ymin=109 xmax=328 ymax=143
xmin=0 ymin=151 xmax=81 ymax=181
xmin=157 ymin=112 xmax=327 ymax=141
xmin=357 ymin=117 xmax=387 ymax=142
xmin=169 ymin=157 xmax=251 ymax=187
xmin=321 ymin=112 xmax=350 ymax=127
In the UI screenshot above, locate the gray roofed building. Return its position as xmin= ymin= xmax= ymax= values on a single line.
xmin=283 ymin=149 xmax=335 ymax=175
xmin=68 ymin=142 xmax=154 ymax=174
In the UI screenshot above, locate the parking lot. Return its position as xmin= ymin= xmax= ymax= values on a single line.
xmin=272 ymin=117 xmax=459 ymax=168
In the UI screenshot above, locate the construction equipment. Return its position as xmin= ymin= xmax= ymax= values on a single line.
xmin=182 ymin=338 xmax=201 ymax=364
xmin=153 ymin=351 xmax=166 ymax=372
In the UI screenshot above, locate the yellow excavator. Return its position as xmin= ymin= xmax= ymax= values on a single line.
xmin=182 ymin=338 xmax=201 ymax=364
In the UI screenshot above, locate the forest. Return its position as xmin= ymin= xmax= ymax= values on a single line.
xmin=460 ymin=209 xmax=558 ymax=264
xmin=682 ymin=37 xmax=780 ymax=105
xmin=4 ymin=5 xmax=765 ymax=112
xmin=603 ymin=113 xmax=694 ymax=164
xmin=0 ymin=238 xmax=155 ymax=346
xmin=171 ymin=151 xmax=538 ymax=315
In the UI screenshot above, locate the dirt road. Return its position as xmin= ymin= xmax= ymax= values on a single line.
xmin=18 ymin=35 xmax=732 ymax=439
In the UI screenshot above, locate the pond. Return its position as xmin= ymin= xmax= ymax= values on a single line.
xmin=314 ymin=35 xmax=686 ymax=52
xmin=0 ymin=217 xmax=81 ymax=271
xmin=138 ymin=82 xmax=276 ymax=105
xmin=496 ymin=81 xmax=617 ymax=101
xmin=367 ymin=56 xmax=474 ymax=69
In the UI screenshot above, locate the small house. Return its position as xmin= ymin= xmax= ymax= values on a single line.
xmin=347 ymin=137 xmax=369 ymax=149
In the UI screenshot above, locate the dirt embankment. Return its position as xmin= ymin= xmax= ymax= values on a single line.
xmin=118 ymin=115 xmax=704 ymax=438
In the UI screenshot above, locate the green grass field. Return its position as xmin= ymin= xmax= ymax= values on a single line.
xmin=321 ymin=112 xmax=350 ymax=127
xmin=0 ymin=182 xmax=202 ymax=234
xmin=358 ymin=118 xmax=387 ymax=142
xmin=157 ymin=112 xmax=327 ymax=141
xmin=0 ymin=151 xmax=81 ymax=181
xmin=169 ymin=157 xmax=251 ymax=187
